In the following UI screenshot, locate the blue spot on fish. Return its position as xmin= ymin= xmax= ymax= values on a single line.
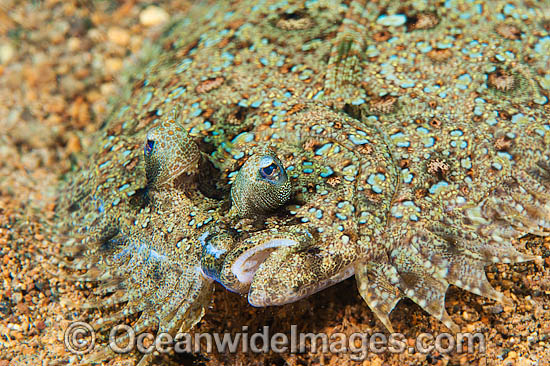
xmin=424 ymin=137 xmax=435 ymax=148
xmin=349 ymin=134 xmax=369 ymax=145
xmin=429 ymin=180 xmax=449 ymax=194
xmin=315 ymin=143 xmax=333 ymax=156
xmin=336 ymin=213 xmax=347 ymax=220
xmin=320 ymin=167 xmax=334 ymax=178
xmin=118 ymin=183 xmax=130 ymax=191
xmin=450 ymin=129 xmax=464 ymax=137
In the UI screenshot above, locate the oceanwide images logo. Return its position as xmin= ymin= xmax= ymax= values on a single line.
xmin=64 ymin=322 xmax=485 ymax=360
xmin=64 ymin=322 xmax=486 ymax=360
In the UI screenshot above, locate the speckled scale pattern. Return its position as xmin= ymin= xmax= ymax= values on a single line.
xmin=55 ymin=0 xmax=550 ymax=364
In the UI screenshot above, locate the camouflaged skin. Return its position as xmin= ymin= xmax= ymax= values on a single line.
xmin=56 ymin=0 xmax=550 ymax=364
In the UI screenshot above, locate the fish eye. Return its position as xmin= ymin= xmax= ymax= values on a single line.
xmin=145 ymin=139 xmax=155 ymax=155
xmin=230 ymin=151 xmax=291 ymax=217
xmin=259 ymin=162 xmax=278 ymax=180
xmin=143 ymin=116 xmax=200 ymax=189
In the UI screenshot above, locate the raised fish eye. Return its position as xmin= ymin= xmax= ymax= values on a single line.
xmin=230 ymin=150 xmax=291 ymax=217
xmin=144 ymin=139 xmax=155 ymax=155
xmin=142 ymin=115 xmax=201 ymax=189
xmin=259 ymin=162 xmax=278 ymax=181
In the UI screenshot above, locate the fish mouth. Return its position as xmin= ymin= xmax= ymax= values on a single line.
xmin=200 ymin=228 xmax=307 ymax=294
xmin=248 ymin=264 xmax=355 ymax=307
xmin=229 ymin=237 xmax=299 ymax=289
xmin=221 ymin=228 xmax=313 ymax=294
xmin=203 ymin=226 xmax=357 ymax=305
xmin=233 ymin=228 xmax=357 ymax=307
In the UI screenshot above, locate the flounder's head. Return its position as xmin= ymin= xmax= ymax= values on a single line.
xmin=195 ymin=102 xmax=398 ymax=306
xmin=142 ymin=104 xmax=397 ymax=306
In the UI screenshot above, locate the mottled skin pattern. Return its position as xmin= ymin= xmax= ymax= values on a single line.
xmin=57 ymin=0 xmax=550 ymax=364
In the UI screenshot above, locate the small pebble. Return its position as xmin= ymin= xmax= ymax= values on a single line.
xmin=69 ymin=98 xmax=91 ymax=127
xmin=105 ymin=57 xmax=123 ymax=73
xmin=139 ymin=6 xmax=169 ymax=27
xmin=0 ymin=43 xmax=15 ymax=64
xmin=67 ymin=37 xmax=82 ymax=52
xmin=66 ymin=134 xmax=82 ymax=154
xmin=36 ymin=320 xmax=46 ymax=331
xmin=16 ymin=303 xmax=29 ymax=315
xmin=107 ymin=27 xmax=130 ymax=47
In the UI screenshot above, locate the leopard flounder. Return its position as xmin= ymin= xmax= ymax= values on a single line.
xmin=57 ymin=0 xmax=550 ymax=363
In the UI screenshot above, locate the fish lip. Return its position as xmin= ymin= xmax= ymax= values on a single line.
xmin=230 ymin=237 xmax=299 ymax=285
xmin=228 ymin=227 xmax=314 ymax=291
xmin=247 ymin=264 xmax=356 ymax=307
